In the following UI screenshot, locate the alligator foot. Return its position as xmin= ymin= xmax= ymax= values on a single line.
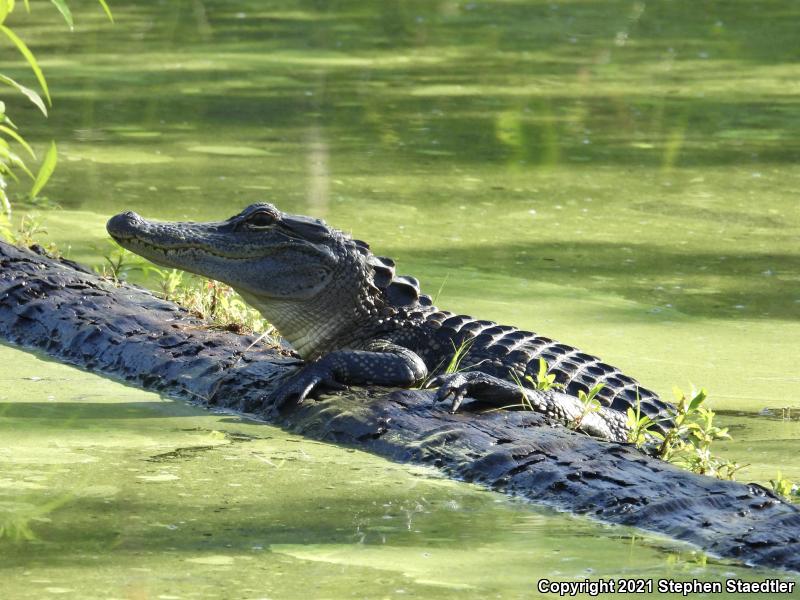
xmin=427 ymin=371 xmax=629 ymax=442
xmin=250 ymin=364 xmax=347 ymax=417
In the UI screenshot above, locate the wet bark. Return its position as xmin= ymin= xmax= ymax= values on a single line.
xmin=1 ymin=239 xmax=798 ymax=572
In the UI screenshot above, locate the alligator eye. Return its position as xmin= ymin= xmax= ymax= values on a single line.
xmin=246 ymin=211 xmax=277 ymax=228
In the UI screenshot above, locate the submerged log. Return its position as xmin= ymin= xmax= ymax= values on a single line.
xmin=1 ymin=239 xmax=798 ymax=572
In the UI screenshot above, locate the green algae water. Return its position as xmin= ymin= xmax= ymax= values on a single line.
xmin=2 ymin=344 xmax=798 ymax=599
xmin=1 ymin=0 xmax=799 ymax=597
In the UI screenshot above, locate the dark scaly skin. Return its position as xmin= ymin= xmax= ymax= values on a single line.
xmin=107 ymin=203 xmax=672 ymax=442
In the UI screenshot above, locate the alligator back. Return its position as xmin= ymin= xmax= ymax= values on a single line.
xmin=413 ymin=311 xmax=671 ymax=423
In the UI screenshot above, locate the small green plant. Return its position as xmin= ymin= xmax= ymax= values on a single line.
xmin=163 ymin=275 xmax=274 ymax=335
xmin=770 ymin=472 xmax=797 ymax=499
xmin=12 ymin=212 xmax=45 ymax=246
xmin=524 ymin=358 xmax=563 ymax=391
xmin=654 ymin=387 xmax=746 ymax=480
xmin=625 ymin=389 xmax=661 ymax=448
xmin=656 ymin=387 xmax=707 ymax=461
xmin=570 ymin=383 xmax=604 ymax=430
xmin=94 ymin=241 xmax=141 ymax=284
xmin=682 ymin=405 xmax=731 ymax=476
xmin=0 ymin=212 xmax=61 ymax=255
xmin=157 ymin=267 xmax=185 ymax=299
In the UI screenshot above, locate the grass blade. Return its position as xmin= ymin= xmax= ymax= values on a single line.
xmin=0 ymin=74 xmax=47 ymax=116
xmin=49 ymin=0 xmax=73 ymax=29
xmin=97 ymin=0 xmax=114 ymax=23
xmin=0 ymin=24 xmax=52 ymax=106
xmin=29 ymin=140 xmax=56 ymax=198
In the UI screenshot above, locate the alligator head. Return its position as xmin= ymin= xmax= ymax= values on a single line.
xmin=107 ymin=203 xmax=427 ymax=358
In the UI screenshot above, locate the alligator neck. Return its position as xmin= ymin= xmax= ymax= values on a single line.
xmin=237 ymin=288 xmax=375 ymax=359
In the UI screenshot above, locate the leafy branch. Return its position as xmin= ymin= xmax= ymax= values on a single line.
xmin=0 ymin=0 xmax=112 ymax=218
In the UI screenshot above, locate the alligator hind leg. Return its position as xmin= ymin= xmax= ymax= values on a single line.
xmin=428 ymin=371 xmax=628 ymax=442
xmin=260 ymin=341 xmax=428 ymax=416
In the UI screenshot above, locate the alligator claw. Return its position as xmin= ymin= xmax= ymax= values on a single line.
xmin=258 ymin=365 xmax=346 ymax=418
xmin=427 ymin=373 xmax=473 ymax=413
xmin=427 ymin=371 xmax=530 ymax=413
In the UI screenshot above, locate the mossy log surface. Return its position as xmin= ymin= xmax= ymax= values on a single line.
xmin=1 ymin=239 xmax=798 ymax=572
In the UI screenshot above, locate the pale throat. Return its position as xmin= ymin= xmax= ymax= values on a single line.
xmin=237 ymin=290 xmax=368 ymax=359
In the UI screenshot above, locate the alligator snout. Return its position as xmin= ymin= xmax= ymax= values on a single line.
xmin=106 ymin=211 xmax=144 ymax=239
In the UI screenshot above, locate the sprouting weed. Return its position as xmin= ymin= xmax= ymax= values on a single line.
xmin=655 ymin=387 xmax=746 ymax=480
xmin=12 ymin=214 xmax=47 ymax=247
xmin=524 ymin=358 xmax=563 ymax=392
xmin=625 ymin=389 xmax=662 ymax=448
xmin=770 ymin=472 xmax=797 ymax=500
xmin=570 ymin=383 xmax=605 ymax=430
xmin=93 ymin=240 xmax=144 ymax=285
xmin=0 ymin=213 xmax=62 ymax=256
xmin=157 ymin=268 xmax=185 ymax=300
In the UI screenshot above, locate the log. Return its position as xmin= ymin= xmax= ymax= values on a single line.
xmin=1 ymin=239 xmax=798 ymax=572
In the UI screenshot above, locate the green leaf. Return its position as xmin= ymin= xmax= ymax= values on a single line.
xmin=30 ymin=140 xmax=57 ymax=199
xmin=2 ymin=164 xmax=21 ymax=183
xmin=0 ymin=74 xmax=47 ymax=116
xmin=5 ymin=149 xmax=33 ymax=179
xmin=537 ymin=358 xmax=547 ymax=380
xmin=688 ymin=389 xmax=707 ymax=413
xmin=0 ymin=24 xmax=51 ymax=106
xmin=49 ymin=0 xmax=73 ymax=29
xmin=0 ymin=124 xmax=35 ymax=158
xmin=97 ymin=0 xmax=113 ymax=23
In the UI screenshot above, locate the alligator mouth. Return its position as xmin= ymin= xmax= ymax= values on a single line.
xmin=106 ymin=211 xmax=320 ymax=262
xmin=107 ymin=211 xmax=251 ymax=261
xmin=112 ymin=234 xmax=252 ymax=261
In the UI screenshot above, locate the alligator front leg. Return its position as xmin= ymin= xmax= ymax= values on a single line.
xmin=427 ymin=371 xmax=629 ymax=442
xmin=257 ymin=342 xmax=427 ymax=415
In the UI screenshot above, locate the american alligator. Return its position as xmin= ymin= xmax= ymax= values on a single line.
xmin=107 ymin=204 xmax=672 ymax=442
